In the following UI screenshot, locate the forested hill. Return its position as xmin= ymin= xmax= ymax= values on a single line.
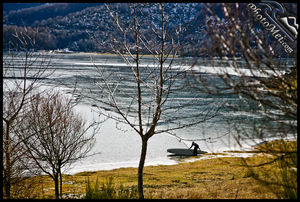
xmin=3 ymin=3 xmax=44 ymax=13
xmin=3 ymin=3 xmax=215 ymax=55
xmin=3 ymin=3 xmax=101 ymax=25
xmin=2 ymin=3 xmax=296 ymax=57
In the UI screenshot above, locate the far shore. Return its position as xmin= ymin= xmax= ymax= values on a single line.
xmin=38 ymin=50 xmax=180 ymax=58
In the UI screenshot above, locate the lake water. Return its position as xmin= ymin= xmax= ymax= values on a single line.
xmin=3 ymin=52 xmax=296 ymax=174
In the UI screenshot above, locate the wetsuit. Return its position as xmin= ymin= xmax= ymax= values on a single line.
xmin=190 ymin=142 xmax=200 ymax=156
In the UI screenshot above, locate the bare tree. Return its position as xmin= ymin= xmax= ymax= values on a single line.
xmin=2 ymin=28 xmax=53 ymax=199
xmin=83 ymin=3 xmax=221 ymax=199
xmin=15 ymin=91 xmax=98 ymax=199
xmin=189 ymin=3 xmax=297 ymax=198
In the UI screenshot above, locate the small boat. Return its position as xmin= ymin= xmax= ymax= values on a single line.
xmin=167 ymin=148 xmax=207 ymax=156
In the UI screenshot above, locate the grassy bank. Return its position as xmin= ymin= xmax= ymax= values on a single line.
xmin=10 ymin=140 xmax=297 ymax=199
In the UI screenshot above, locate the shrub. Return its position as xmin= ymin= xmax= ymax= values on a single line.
xmin=85 ymin=176 xmax=138 ymax=199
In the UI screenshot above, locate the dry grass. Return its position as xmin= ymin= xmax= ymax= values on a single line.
xmin=9 ymin=140 xmax=297 ymax=199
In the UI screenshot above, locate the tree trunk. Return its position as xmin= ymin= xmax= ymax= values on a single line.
xmin=3 ymin=162 xmax=11 ymax=199
xmin=3 ymin=122 xmax=11 ymax=199
xmin=54 ymin=174 xmax=59 ymax=199
xmin=138 ymin=137 xmax=148 ymax=199
xmin=59 ymin=167 xmax=63 ymax=199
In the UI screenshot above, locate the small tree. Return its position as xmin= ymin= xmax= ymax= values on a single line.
xmin=16 ymin=91 xmax=98 ymax=199
xmin=3 ymin=28 xmax=53 ymax=199
xmin=190 ymin=3 xmax=297 ymax=198
xmin=85 ymin=3 xmax=221 ymax=199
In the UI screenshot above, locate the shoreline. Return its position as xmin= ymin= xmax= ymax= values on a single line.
xmin=65 ymin=150 xmax=257 ymax=176
xmin=18 ymin=139 xmax=296 ymax=199
xmin=64 ymin=135 xmax=297 ymax=175
xmin=37 ymin=50 xmax=179 ymax=58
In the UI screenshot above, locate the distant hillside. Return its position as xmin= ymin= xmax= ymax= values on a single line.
xmin=3 ymin=3 xmax=296 ymax=56
xmin=3 ymin=3 xmax=101 ymax=26
xmin=3 ymin=3 xmax=209 ymax=55
xmin=3 ymin=3 xmax=45 ymax=14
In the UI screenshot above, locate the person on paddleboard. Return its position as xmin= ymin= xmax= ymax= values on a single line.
xmin=189 ymin=141 xmax=200 ymax=156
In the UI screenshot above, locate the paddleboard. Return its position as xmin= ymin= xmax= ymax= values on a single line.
xmin=167 ymin=148 xmax=207 ymax=156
